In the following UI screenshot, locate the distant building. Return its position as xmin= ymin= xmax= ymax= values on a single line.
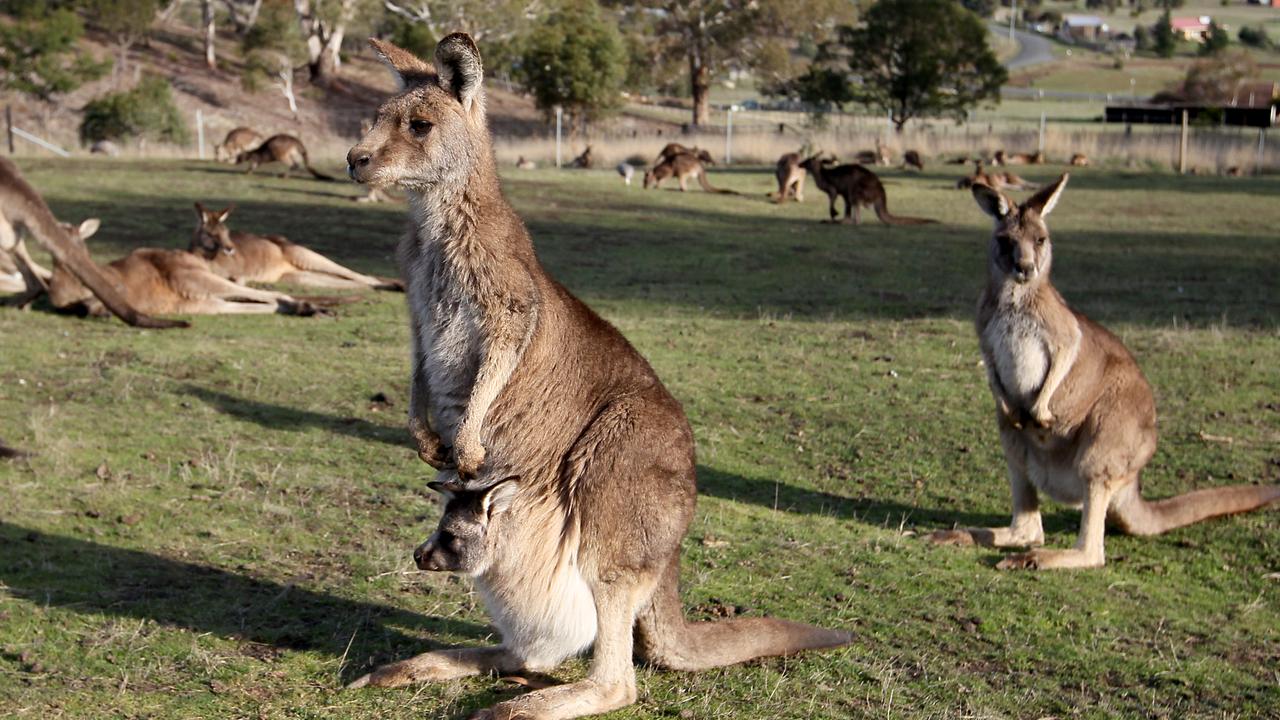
xmin=1058 ymin=15 xmax=1109 ymax=43
xmin=1106 ymin=83 xmax=1279 ymax=128
xmin=1170 ymin=16 xmax=1212 ymax=42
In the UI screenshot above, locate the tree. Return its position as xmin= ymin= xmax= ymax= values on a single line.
xmin=1153 ymin=10 xmax=1176 ymax=58
xmin=202 ymin=0 xmax=217 ymax=69
xmin=84 ymin=0 xmax=160 ymax=75
xmin=518 ymin=0 xmax=625 ymax=134
xmin=1177 ymin=50 xmax=1258 ymax=103
xmin=293 ymin=0 xmax=376 ymax=86
xmin=835 ymin=0 xmax=1006 ymax=132
xmin=0 ymin=1 xmax=110 ymax=104
xmin=960 ymin=0 xmax=996 ymax=18
xmin=243 ymin=0 xmax=308 ymax=116
xmin=1198 ymin=20 xmax=1228 ymax=57
xmin=381 ymin=0 xmax=539 ymax=79
xmin=222 ymin=0 xmax=266 ymax=35
xmin=1238 ymin=26 xmax=1270 ymax=50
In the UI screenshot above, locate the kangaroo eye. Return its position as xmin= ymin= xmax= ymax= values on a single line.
xmin=409 ymin=119 xmax=432 ymax=135
xmin=1036 ymin=236 xmax=1047 ymax=246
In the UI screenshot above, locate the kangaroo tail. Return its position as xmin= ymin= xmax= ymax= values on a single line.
xmin=873 ymin=198 xmax=937 ymax=225
xmin=373 ymin=276 xmax=405 ymax=292
xmin=1109 ymin=482 xmax=1280 ymax=536
xmin=696 ymin=172 xmax=738 ymax=195
xmin=634 ymin=558 xmax=850 ymax=672
xmin=299 ymin=147 xmax=335 ymax=181
xmin=0 ymin=441 xmax=30 ymax=459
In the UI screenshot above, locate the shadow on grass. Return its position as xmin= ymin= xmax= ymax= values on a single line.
xmin=0 ymin=521 xmax=488 ymax=677
xmin=183 ymin=385 xmax=411 ymax=449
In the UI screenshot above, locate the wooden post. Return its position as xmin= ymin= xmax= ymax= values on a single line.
xmin=1178 ymin=109 xmax=1188 ymax=175
xmin=5 ymin=106 xmax=12 ymax=155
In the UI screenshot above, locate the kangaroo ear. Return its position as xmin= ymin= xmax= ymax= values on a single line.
xmin=481 ymin=476 xmax=520 ymax=519
xmin=426 ymin=480 xmax=460 ymax=499
xmin=77 ymin=218 xmax=100 ymax=240
xmin=1023 ymin=173 xmax=1068 ymax=218
xmin=369 ymin=37 xmax=434 ymax=89
xmin=972 ymin=182 xmax=1012 ymax=220
xmin=217 ymin=205 xmax=234 ymax=224
xmin=194 ymin=201 xmax=207 ymax=219
xmin=434 ymin=32 xmax=484 ymax=116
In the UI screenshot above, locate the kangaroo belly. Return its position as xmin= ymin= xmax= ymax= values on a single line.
xmin=1026 ymin=450 xmax=1084 ymax=507
xmin=477 ymin=563 xmax=597 ymax=669
xmin=985 ymin=314 xmax=1048 ymax=405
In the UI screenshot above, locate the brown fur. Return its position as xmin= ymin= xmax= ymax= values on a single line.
xmin=571 ymin=145 xmax=594 ymax=169
xmin=1069 ymin=153 xmax=1090 ymax=167
xmin=902 ymin=149 xmax=924 ymax=172
xmin=343 ymin=35 xmax=850 ymax=719
xmin=0 ymin=158 xmax=186 ymax=328
xmin=215 ymin=127 xmax=264 ymax=163
xmin=48 ymin=225 xmax=319 ymax=318
xmin=930 ymin=175 xmax=1280 ymax=569
xmin=643 ymin=153 xmax=734 ymax=193
xmin=957 ymin=161 xmax=1036 ymax=192
xmin=191 ymin=203 xmax=402 ymax=291
xmin=800 ymin=154 xmax=936 ymax=225
xmin=768 ymin=152 xmax=806 ymax=203
xmin=235 ymin=134 xmax=333 ymax=180
xmin=654 ymin=142 xmax=714 ymax=167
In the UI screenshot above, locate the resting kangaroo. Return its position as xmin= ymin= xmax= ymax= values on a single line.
xmin=235 ymin=134 xmax=334 ymax=180
xmin=215 ymin=126 xmax=263 ymax=163
xmin=769 ymin=151 xmax=805 ymax=203
xmin=654 ymin=142 xmax=713 ymax=166
xmin=344 ymin=35 xmax=849 ymax=718
xmin=191 ymin=203 xmax=402 ymax=291
xmin=49 ymin=221 xmax=319 ymax=317
xmin=643 ymin=152 xmax=733 ymax=193
xmin=799 ymin=154 xmax=935 ymax=225
xmin=930 ymin=175 xmax=1280 ymax=570
xmin=0 ymin=157 xmax=185 ymax=328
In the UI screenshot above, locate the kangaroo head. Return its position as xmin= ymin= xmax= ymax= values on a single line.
xmin=191 ymin=202 xmax=235 ymax=259
xmin=643 ymin=169 xmax=655 ymax=188
xmin=972 ymin=173 xmax=1068 ymax=286
xmin=347 ymin=34 xmax=487 ymax=191
xmin=47 ymin=218 xmax=104 ymax=308
xmin=696 ymin=149 xmax=715 ymax=166
xmin=415 ymin=476 xmax=519 ymax=576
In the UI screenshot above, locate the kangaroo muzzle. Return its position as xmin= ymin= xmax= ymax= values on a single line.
xmin=413 ymin=538 xmax=457 ymax=572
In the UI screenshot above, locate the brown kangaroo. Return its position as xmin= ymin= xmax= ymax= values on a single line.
xmin=654 ymin=142 xmax=714 ymax=166
xmin=0 ymin=157 xmax=186 ymax=328
xmin=768 ymin=151 xmax=805 ymax=203
xmin=235 ymin=134 xmax=334 ymax=180
xmin=902 ymin=149 xmax=924 ymax=172
xmin=930 ymin=175 xmax=1280 ymax=570
xmin=343 ymin=34 xmax=850 ymax=718
xmin=1069 ymin=153 xmax=1090 ymax=167
xmin=956 ymin=161 xmax=1036 ymax=192
xmin=191 ymin=203 xmax=402 ymax=291
xmin=570 ymin=145 xmax=594 ymax=169
xmin=799 ymin=154 xmax=936 ymax=225
xmin=643 ymin=153 xmax=734 ymax=193
xmin=215 ymin=126 xmax=263 ymax=163
xmin=48 ymin=220 xmax=319 ymax=317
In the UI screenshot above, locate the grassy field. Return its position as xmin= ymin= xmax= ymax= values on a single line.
xmin=1 ymin=158 xmax=1278 ymax=719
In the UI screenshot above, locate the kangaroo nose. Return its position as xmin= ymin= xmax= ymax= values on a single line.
xmin=346 ymin=149 xmax=372 ymax=180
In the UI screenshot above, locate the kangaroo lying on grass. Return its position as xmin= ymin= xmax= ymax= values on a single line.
xmin=643 ymin=152 xmax=735 ymax=193
xmin=768 ymin=151 xmax=805 ymax=203
xmin=191 ymin=203 xmax=402 ymax=291
xmin=956 ymin=161 xmax=1036 ymax=192
xmin=49 ymin=220 xmax=322 ymax=317
xmin=930 ymin=175 xmax=1280 ymax=570
xmin=799 ymin=154 xmax=936 ymax=225
xmin=653 ymin=142 xmax=714 ymax=166
xmin=235 ymin=134 xmax=334 ymax=180
xmin=0 ymin=158 xmax=186 ymax=328
xmin=215 ymin=127 xmax=263 ymax=163
xmin=344 ymin=34 xmax=850 ymax=718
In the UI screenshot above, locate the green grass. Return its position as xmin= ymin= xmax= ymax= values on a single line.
xmin=2 ymin=159 xmax=1279 ymax=719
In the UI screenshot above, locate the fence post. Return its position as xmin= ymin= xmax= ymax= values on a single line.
xmin=555 ymin=106 xmax=562 ymax=169
xmin=725 ymin=106 xmax=736 ymax=164
xmin=1178 ymin=109 xmax=1188 ymax=175
xmin=1258 ymin=128 xmax=1266 ymax=174
xmin=196 ymin=109 xmax=205 ymax=160
xmin=5 ymin=106 xmax=12 ymax=154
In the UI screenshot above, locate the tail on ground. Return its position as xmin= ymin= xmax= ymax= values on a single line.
xmin=300 ymin=148 xmax=335 ymax=181
xmin=1110 ymin=482 xmax=1280 ymax=536
xmin=873 ymin=198 xmax=937 ymax=226
xmin=633 ymin=559 xmax=850 ymax=672
xmin=373 ymin=276 xmax=405 ymax=292
xmin=696 ymin=172 xmax=739 ymax=195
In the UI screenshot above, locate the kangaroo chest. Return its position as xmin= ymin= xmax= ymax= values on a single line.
xmin=405 ymin=242 xmax=482 ymax=443
xmin=983 ymin=309 xmax=1049 ymax=406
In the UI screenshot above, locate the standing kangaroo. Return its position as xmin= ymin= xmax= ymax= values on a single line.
xmin=930 ymin=175 xmax=1280 ymax=569
xmin=769 ymin=151 xmax=806 ymax=203
xmin=235 ymin=134 xmax=334 ymax=180
xmin=643 ymin=152 xmax=733 ymax=193
xmin=0 ymin=157 xmax=185 ymax=328
xmin=344 ymin=35 xmax=849 ymax=718
xmin=191 ymin=204 xmax=402 ymax=290
xmin=799 ymin=154 xmax=935 ymax=225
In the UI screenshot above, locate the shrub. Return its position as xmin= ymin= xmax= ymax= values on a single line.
xmin=79 ymin=76 xmax=189 ymax=146
xmin=1238 ymin=26 xmax=1269 ymax=50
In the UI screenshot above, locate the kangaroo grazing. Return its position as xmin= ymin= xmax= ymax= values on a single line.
xmin=344 ymin=35 xmax=850 ymax=717
xmin=643 ymin=152 xmax=734 ymax=193
xmin=0 ymin=157 xmax=185 ymax=328
xmin=235 ymin=134 xmax=334 ymax=180
xmin=654 ymin=142 xmax=714 ymax=166
xmin=799 ymin=154 xmax=936 ymax=225
xmin=902 ymin=149 xmax=924 ymax=172
xmin=191 ymin=203 xmax=402 ymax=291
xmin=215 ymin=126 xmax=264 ymax=163
xmin=929 ymin=175 xmax=1280 ymax=570
xmin=48 ymin=220 xmax=320 ymax=317
xmin=768 ymin=152 xmax=805 ymax=203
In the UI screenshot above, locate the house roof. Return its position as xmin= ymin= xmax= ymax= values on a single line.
xmin=1171 ymin=16 xmax=1211 ymax=30
xmin=1229 ymin=82 xmax=1279 ymax=108
xmin=1063 ymin=14 xmax=1106 ymax=27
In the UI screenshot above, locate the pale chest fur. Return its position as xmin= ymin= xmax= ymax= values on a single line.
xmin=982 ymin=303 xmax=1049 ymax=406
xmin=404 ymin=239 xmax=482 ymax=444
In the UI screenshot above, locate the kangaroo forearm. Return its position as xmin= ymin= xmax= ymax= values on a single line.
xmin=1034 ymin=326 xmax=1081 ymax=414
xmin=457 ymin=309 xmax=536 ymax=443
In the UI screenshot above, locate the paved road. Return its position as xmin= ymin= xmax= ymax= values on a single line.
xmin=993 ymin=24 xmax=1057 ymax=70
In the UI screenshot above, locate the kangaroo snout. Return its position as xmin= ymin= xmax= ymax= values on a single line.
xmin=346 ymin=148 xmax=373 ymax=182
xmin=413 ymin=539 xmax=455 ymax=572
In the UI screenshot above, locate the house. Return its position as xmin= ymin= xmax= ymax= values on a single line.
xmin=1058 ymin=15 xmax=1109 ymax=43
xmin=1170 ymin=16 xmax=1212 ymax=42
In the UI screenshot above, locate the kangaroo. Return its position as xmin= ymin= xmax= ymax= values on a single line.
xmin=0 ymin=440 xmax=28 ymax=459
xmin=48 ymin=220 xmax=319 ymax=317
xmin=930 ymin=175 xmax=1280 ymax=570
xmin=768 ymin=152 xmax=805 ymax=203
xmin=343 ymin=35 xmax=850 ymax=717
xmin=515 ymin=156 xmax=536 ymax=170
xmin=571 ymin=145 xmax=594 ymax=169
xmin=654 ymin=142 xmax=714 ymax=166
xmin=191 ymin=203 xmax=402 ymax=291
xmin=1069 ymin=153 xmax=1090 ymax=167
xmin=412 ymin=475 xmax=520 ymax=573
xmin=0 ymin=157 xmax=185 ymax=328
xmin=235 ymin=134 xmax=334 ymax=180
xmin=957 ymin=161 xmax=1035 ymax=192
xmin=215 ymin=126 xmax=264 ymax=163
xmin=902 ymin=150 xmax=924 ymax=172
xmin=799 ymin=154 xmax=936 ymax=225
xmin=643 ymin=153 xmax=733 ymax=193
